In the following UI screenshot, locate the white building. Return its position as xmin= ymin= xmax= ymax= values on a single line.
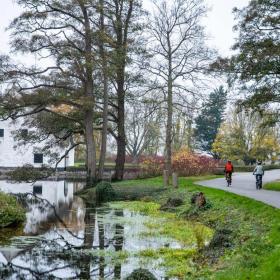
xmin=0 ymin=119 xmax=75 ymax=168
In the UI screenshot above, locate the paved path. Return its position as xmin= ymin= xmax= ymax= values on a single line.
xmin=197 ymin=170 xmax=280 ymax=208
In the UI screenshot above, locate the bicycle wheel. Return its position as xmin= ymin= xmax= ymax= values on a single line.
xmin=226 ymin=176 xmax=230 ymax=187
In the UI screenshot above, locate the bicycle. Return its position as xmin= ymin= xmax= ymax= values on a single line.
xmin=225 ymin=172 xmax=232 ymax=187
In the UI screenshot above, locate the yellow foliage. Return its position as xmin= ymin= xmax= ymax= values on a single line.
xmin=212 ymin=109 xmax=280 ymax=164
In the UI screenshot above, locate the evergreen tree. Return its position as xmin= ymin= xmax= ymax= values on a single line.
xmin=194 ymin=86 xmax=227 ymax=157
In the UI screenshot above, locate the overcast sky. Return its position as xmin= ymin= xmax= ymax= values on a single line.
xmin=0 ymin=0 xmax=249 ymax=57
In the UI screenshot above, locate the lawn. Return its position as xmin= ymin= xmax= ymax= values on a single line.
xmin=264 ymin=181 xmax=280 ymax=191
xmin=111 ymin=176 xmax=280 ymax=279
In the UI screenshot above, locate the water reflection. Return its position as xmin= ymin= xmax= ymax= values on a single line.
xmin=0 ymin=180 xmax=175 ymax=279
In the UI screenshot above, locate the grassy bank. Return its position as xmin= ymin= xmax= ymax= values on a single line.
xmin=110 ymin=176 xmax=280 ymax=279
xmin=264 ymin=181 xmax=280 ymax=191
xmin=0 ymin=192 xmax=25 ymax=228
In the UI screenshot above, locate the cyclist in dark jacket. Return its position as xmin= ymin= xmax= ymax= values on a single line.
xmin=253 ymin=161 xmax=264 ymax=189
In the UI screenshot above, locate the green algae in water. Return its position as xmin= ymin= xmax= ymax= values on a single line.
xmin=108 ymin=201 xmax=214 ymax=278
xmin=110 ymin=201 xmax=213 ymax=246
xmin=138 ymin=248 xmax=197 ymax=278
xmin=109 ymin=201 xmax=161 ymax=215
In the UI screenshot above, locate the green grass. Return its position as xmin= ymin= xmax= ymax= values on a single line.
xmin=264 ymin=181 xmax=280 ymax=191
xmin=112 ymin=176 xmax=280 ymax=279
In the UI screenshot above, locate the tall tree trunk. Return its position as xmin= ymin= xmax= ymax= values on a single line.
xmin=114 ymin=88 xmax=126 ymax=180
xmin=114 ymin=37 xmax=126 ymax=180
xmin=113 ymin=0 xmax=133 ymax=181
xmin=187 ymin=119 xmax=192 ymax=150
xmin=98 ymin=0 xmax=109 ymax=180
xmin=165 ymin=76 xmax=173 ymax=180
xmin=81 ymin=3 xmax=96 ymax=185
xmin=165 ymin=39 xmax=173 ymax=181
xmin=85 ymin=111 xmax=96 ymax=185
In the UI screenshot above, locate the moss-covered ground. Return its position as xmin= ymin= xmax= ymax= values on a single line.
xmin=264 ymin=180 xmax=280 ymax=191
xmin=109 ymin=200 xmax=213 ymax=278
xmin=0 ymin=192 xmax=25 ymax=228
xmin=109 ymin=176 xmax=280 ymax=279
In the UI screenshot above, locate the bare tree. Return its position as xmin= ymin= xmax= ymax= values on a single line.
xmin=148 ymin=0 xmax=213 ymax=180
xmin=173 ymin=107 xmax=195 ymax=152
xmin=126 ymin=99 xmax=162 ymax=162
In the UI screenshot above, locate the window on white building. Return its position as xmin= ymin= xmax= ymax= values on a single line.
xmin=33 ymin=185 xmax=42 ymax=195
xmin=34 ymin=153 xmax=43 ymax=164
xmin=0 ymin=129 xmax=4 ymax=137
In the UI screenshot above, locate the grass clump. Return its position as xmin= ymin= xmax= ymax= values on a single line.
xmin=264 ymin=181 xmax=280 ymax=191
xmin=0 ymin=192 xmax=25 ymax=228
xmin=138 ymin=248 xmax=196 ymax=278
xmin=112 ymin=201 xmax=160 ymax=215
xmin=144 ymin=217 xmax=213 ymax=247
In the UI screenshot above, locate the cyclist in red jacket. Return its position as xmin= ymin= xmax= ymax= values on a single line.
xmin=224 ymin=160 xmax=234 ymax=186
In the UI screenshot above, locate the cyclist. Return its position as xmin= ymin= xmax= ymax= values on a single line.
xmin=224 ymin=160 xmax=234 ymax=186
xmin=253 ymin=161 xmax=264 ymax=189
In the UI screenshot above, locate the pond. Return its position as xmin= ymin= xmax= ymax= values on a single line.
xmin=0 ymin=180 xmax=212 ymax=279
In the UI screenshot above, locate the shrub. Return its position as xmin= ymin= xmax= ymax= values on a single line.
xmin=172 ymin=149 xmax=219 ymax=176
xmin=0 ymin=192 xmax=25 ymax=227
xmin=126 ymin=269 xmax=157 ymax=280
xmin=138 ymin=150 xmax=219 ymax=178
xmin=140 ymin=155 xmax=165 ymax=177
xmin=96 ymin=181 xmax=116 ymax=203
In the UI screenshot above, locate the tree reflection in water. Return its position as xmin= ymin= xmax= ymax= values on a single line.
xmin=0 ymin=195 xmax=128 ymax=279
xmin=114 ymin=210 xmax=124 ymax=279
xmin=0 ymin=184 xmax=167 ymax=279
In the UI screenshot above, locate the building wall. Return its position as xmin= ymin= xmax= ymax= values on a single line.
xmin=0 ymin=119 xmax=75 ymax=168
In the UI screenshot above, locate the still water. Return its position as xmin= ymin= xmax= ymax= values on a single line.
xmin=0 ymin=180 xmax=187 ymax=279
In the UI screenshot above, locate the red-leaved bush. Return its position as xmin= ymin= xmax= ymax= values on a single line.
xmin=172 ymin=149 xmax=219 ymax=176
xmin=139 ymin=149 xmax=218 ymax=177
xmin=139 ymin=155 xmax=165 ymax=177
